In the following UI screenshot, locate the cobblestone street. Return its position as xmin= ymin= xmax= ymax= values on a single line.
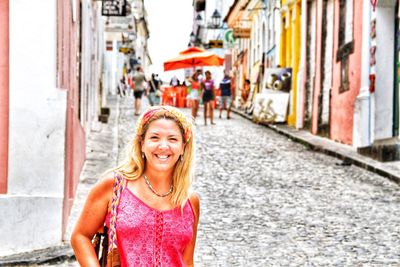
xmin=118 ymin=98 xmax=400 ymax=266
xmin=44 ymin=97 xmax=400 ymax=267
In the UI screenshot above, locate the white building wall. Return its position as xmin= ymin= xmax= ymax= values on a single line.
xmin=353 ymin=0 xmax=372 ymax=147
xmin=296 ymin=0 xmax=308 ymax=129
xmin=103 ymin=37 xmax=120 ymax=96
xmin=81 ymin=1 xmax=91 ymax=128
xmin=81 ymin=1 xmax=105 ymax=130
xmin=307 ymin=1 xmax=317 ymax=121
xmin=136 ymin=35 xmax=146 ymax=69
xmin=0 ymin=0 xmax=66 ymax=256
xmin=321 ymin=0 xmax=334 ymax=125
xmin=375 ymin=6 xmax=395 ymax=140
xmin=273 ymin=3 xmax=281 ymax=67
xmin=95 ymin=7 xmax=105 ymax=112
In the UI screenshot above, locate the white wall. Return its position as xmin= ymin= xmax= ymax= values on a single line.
xmin=353 ymin=0 xmax=372 ymax=148
xmin=0 ymin=0 xmax=66 ymax=256
xmin=103 ymin=38 xmax=121 ymax=96
xmin=321 ymin=0 xmax=334 ymax=125
xmin=81 ymin=1 xmax=105 ymax=131
xmin=375 ymin=6 xmax=395 ymax=140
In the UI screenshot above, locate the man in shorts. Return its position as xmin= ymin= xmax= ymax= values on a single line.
xmin=219 ymin=71 xmax=235 ymax=119
xmin=132 ymin=66 xmax=146 ymax=115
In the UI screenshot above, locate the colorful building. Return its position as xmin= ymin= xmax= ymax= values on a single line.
xmin=0 ymin=0 xmax=152 ymax=256
xmin=0 ymin=0 xmax=85 ymax=255
xmin=279 ymin=0 xmax=301 ymax=127
xmin=223 ymin=0 xmax=399 ymax=160
xmin=355 ymin=0 xmax=400 ymax=161
xmin=224 ymin=0 xmax=252 ymax=108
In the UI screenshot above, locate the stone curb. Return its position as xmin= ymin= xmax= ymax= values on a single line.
xmin=233 ymin=108 xmax=400 ymax=185
xmin=0 ymin=245 xmax=74 ymax=266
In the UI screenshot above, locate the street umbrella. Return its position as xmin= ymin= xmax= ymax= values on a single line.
xmin=178 ymin=47 xmax=206 ymax=55
xmin=163 ymin=47 xmax=224 ymax=71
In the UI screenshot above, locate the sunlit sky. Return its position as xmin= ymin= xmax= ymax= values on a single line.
xmin=144 ymin=0 xmax=193 ymax=83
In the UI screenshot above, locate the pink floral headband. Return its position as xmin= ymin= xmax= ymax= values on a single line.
xmin=136 ymin=106 xmax=193 ymax=143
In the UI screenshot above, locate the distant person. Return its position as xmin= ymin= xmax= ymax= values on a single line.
xmin=202 ymin=70 xmax=216 ymax=125
xmin=170 ymin=75 xmax=180 ymax=87
xmin=219 ymin=71 xmax=235 ymax=119
xmin=118 ymin=76 xmax=127 ymax=98
xmin=132 ymin=66 xmax=146 ymax=115
xmin=130 ymin=56 xmax=141 ymax=70
xmin=187 ymin=70 xmax=202 ymax=122
xmin=147 ymin=73 xmax=161 ymax=106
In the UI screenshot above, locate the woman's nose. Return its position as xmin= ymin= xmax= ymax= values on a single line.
xmin=158 ymin=139 xmax=168 ymax=148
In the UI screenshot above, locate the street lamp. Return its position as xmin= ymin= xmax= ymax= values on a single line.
xmin=211 ymin=9 xmax=221 ymax=28
xmin=190 ymin=9 xmax=225 ymax=48
xmin=195 ymin=13 xmax=203 ymax=26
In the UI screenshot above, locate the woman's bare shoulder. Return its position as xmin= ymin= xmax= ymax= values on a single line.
xmin=189 ymin=192 xmax=200 ymax=204
xmin=89 ymin=172 xmax=116 ymax=197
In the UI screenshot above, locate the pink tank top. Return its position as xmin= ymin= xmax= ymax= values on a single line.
xmin=106 ymin=187 xmax=195 ymax=267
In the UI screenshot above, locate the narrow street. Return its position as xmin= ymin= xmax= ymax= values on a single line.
xmin=188 ymin=107 xmax=400 ymax=266
xmin=45 ymin=97 xmax=400 ymax=266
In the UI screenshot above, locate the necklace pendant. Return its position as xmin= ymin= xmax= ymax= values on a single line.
xmin=143 ymin=175 xmax=174 ymax=198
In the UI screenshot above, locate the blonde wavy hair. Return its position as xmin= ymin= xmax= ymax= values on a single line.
xmin=114 ymin=106 xmax=195 ymax=207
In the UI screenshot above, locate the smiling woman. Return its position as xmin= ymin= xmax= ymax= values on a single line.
xmin=71 ymin=106 xmax=200 ymax=267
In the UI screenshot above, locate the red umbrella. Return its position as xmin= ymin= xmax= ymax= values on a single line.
xmin=164 ymin=47 xmax=224 ymax=71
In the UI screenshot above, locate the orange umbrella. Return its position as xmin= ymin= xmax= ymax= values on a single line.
xmin=178 ymin=47 xmax=206 ymax=55
xmin=164 ymin=47 xmax=224 ymax=71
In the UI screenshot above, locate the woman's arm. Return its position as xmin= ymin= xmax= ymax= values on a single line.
xmin=70 ymin=175 xmax=114 ymax=267
xmin=182 ymin=192 xmax=200 ymax=267
xmin=231 ymin=77 xmax=236 ymax=99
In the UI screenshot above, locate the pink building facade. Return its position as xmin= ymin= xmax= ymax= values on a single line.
xmin=57 ymin=0 xmax=86 ymax=236
xmin=0 ymin=0 xmax=9 ymax=194
xmin=330 ymin=0 xmax=363 ymax=144
xmin=305 ymin=0 xmax=363 ymax=145
xmin=0 ymin=0 xmax=86 ymax=255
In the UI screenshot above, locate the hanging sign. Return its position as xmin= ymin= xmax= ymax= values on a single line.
xmin=106 ymin=40 xmax=113 ymax=51
xmin=233 ymin=27 xmax=251 ymax=38
xmin=102 ymin=0 xmax=127 ymax=17
xmin=224 ymin=29 xmax=236 ymax=48
xmin=209 ymin=40 xmax=223 ymax=49
xmin=119 ymin=47 xmax=133 ymax=54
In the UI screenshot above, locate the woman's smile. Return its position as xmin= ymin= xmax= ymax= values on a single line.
xmin=142 ymin=118 xmax=185 ymax=172
xmin=154 ymin=153 xmax=172 ymax=162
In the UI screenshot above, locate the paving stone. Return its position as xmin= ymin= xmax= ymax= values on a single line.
xmin=40 ymin=97 xmax=400 ymax=266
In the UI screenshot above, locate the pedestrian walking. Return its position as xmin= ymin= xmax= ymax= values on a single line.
xmin=71 ymin=106 xmax=200 ymax=267
xmin=219 ymin=71 xmax=235 ymax=119
xmin=202 ymin=70 xmax=216 ymax=125
xmin=117 ymin=76 xmax=127 ymax=98
xmin=132 ymin=66 xmax=147 ymax=115
xmin=147 ymin=73 xmax=161 ymax=106
xmin=187 ymin=70 xmax=202 ymax=123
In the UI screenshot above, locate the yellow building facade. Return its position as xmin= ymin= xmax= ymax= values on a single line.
xmin=279 ymin=0 xmax=301 ymax=126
